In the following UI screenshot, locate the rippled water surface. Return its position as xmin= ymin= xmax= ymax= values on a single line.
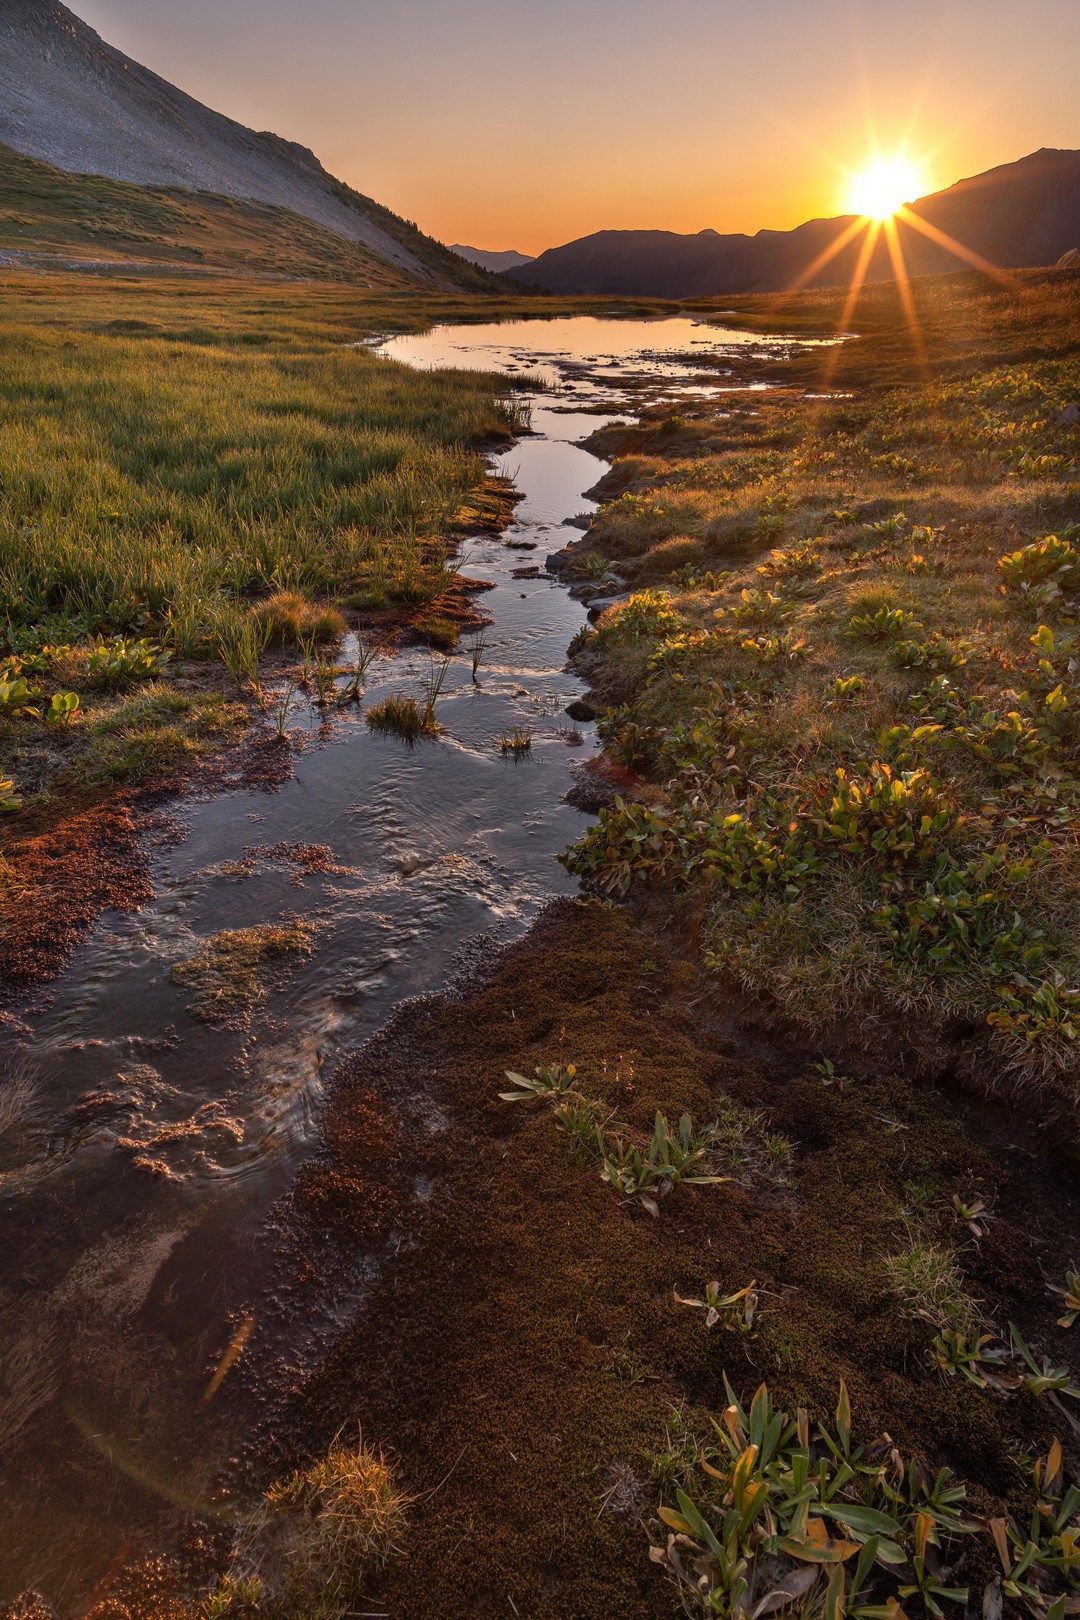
xmin=0 ymin=312 xmax=823 ymax=1603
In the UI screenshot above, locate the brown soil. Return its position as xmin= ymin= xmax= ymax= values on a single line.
xmin=222 ymin=898 xmax=1080 ymax=1619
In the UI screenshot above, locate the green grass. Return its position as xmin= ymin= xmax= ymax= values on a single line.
xmin=0 ymin=276 xmax=538 ymax=803
xmin=365 ymin=692 xmax=437 ymax=740
xmin=0 ymin=291 xmax=522 ymax=646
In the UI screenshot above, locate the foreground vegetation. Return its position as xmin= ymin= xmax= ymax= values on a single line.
xmin=566 ymin=269 xmax=1080 ymax=1130
xmin=5 ymin=268 xmax=1080 ymax=1620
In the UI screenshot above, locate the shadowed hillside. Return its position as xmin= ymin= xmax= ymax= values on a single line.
xmin=0 ymin=143 xmax=451 ymax=284
xmin=516 ymin=147 xmax=1080 ymax=296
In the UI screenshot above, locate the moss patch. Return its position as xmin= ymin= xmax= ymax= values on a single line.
xmin=169 ymin=922 xmax=315 ymax=1024
xmin=227 ymin=898 xmax=1080 ymax=1619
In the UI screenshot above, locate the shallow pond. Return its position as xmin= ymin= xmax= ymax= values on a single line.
xmin=0 ymin=312 xmax=824 ymax=1604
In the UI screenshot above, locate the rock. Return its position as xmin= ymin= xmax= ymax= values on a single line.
xmin=586 ymin=593 xmax=630 ymax=622
xmin=1056 ymin=248 xmax=1080 ymax=269
xmin=565 ymin=698 xmax=598 ymax=723
xmin=1057 ymin=402 xmax=1080 ymax=425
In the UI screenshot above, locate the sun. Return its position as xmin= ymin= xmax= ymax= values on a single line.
xmin=847 ymin=157 xmax=923 ymax=221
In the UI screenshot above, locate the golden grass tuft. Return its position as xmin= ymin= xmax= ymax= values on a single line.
xmin=365 ymin=693 xmax=438 ymax=741
xmin=235 ymin=1437 xmax=408 ymax=1613
xmin=253 ymin=591 xmax=346 ymax=649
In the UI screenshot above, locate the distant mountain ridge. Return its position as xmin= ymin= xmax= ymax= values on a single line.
xmin=513 ymin=149 xmax=1080 ymax=296
xmin=450 ymin=244 xmax=535 ymax=273
xmin=0 ymin=0 xmax=495 ymax=289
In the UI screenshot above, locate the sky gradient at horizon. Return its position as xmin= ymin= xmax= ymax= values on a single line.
xmin=70 ymin=0 xmax=1080 ymax=255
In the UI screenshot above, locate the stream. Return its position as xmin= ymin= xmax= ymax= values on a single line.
xmin=0 ymin=313 xmax=827 ymax=1607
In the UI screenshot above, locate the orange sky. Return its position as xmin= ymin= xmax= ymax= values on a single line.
xmin=74 ymin=0 xmax=1080 ymax=255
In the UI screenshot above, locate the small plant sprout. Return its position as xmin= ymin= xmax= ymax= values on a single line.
xmin=598 ymin=1112 xmax=727 ymax=1217
xmin=931 ymin=1329 xmax=1007 ymax=1388
xmin=1052 ymin=1269 xmax=1080 ymax=1329
xmin=814 ymin=1057 xmax=854 ymax=1093
xmin=552 ymin=1096 xmax=600 ymax=1163
xmin=1009 ymin=1324 xmax=1080 ymax=1400
xmin=869 ymin=511 xmax=908 ymax=540
xmin=674 ymin=1279 xmax=759 ymax=1335
xmin=952 ymin=1194 xmax=992 ymax=1238
xmin=500 ymin=1063 xmax=579 ymax=1102
xmin=468 ymin=629 xmax=487 ymax=683
xmin=0 ymin=778 xmax=21 ymax=812
xmin=341 ymin=634 xmax=381 ymax=701
xmin=421 ymin=654 xmax=451 ymax=731
xmin=567 ymin=550 xmax=611 ymax=582
xmin=273 ymin=682 xmax=295 ymax=740
xmin=313 ymin=655 xmax=338 ymax=707
xmin=832 ymin=673 xmax=866 ymax=701
xmin=499 ymin=724 xmax=533 ymax=756
xmin=296 ymin=628 xmax=318 ymax=685
xmin=44 ymin=691 xmax=80 ymax=726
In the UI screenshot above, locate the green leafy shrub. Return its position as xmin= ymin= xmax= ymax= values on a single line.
xmin=726 ymin=587 xmax=795 ymax=627
xmin=595 ymin=590 xmax=684 ymax=641
xmin=87 ymin=635 xmax=171 ymax=686
xmin=652 ymin=1379 xmax=981 ymax=1619
xmin=848 ymin=603 xmax=922 ymax=640
xmin=987 ymin=972 xmax=1080 ymax=1064
xmin=0 ymin=676 xmax=40 ymax=718
xmin=998 ymin=532 xmax=1080 ymax=617
xmin=758 ymin=540 xmax=821 ymax=579
xmin=817 ymin=763 xmax=960 ymax=862
xmin=739 ymin=630 xmax=808 ymax=664
xmin=872 ymin=850 xmax=1043 ymax=972
xmin=893 ymin=633 xmax=967 ymax=673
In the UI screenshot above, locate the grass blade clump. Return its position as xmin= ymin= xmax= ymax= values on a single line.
xmin=365 ymin=693 xmax=437 ymax=741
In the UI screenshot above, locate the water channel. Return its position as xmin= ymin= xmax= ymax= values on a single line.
xmin=0 ymin=313 xmax=828 ymax=1605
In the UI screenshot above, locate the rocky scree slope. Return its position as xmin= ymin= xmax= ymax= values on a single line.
xmin=0 ymin=0 xmax=495 ymax=289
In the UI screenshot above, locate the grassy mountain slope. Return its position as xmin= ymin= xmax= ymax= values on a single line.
xmin=0 ymin=143 xmax=499 ymax=287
